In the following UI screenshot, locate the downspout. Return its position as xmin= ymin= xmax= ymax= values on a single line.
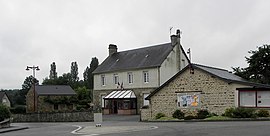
xmin=158 ymin=66 xmax=161 ymax=86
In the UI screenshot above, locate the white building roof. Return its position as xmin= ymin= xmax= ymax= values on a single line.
xmin=104 ymin=90 xmax=136 ymax=99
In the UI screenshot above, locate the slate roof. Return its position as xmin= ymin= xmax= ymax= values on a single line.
xmin=146 ymin=63 xmax=270 ymax=100
xmin=34 ymin=85 xmax=76 ymax=96
xmin=93 ymin=42 xmax=188 ymax=74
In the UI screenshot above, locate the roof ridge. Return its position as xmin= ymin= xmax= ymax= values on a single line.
xmin=192 ymin=63 xmax=229 ymax=72
xmin=116 ymin=42 xmax=171 ymax=53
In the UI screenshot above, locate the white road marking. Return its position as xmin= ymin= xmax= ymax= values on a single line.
xmin=71 ymin=125 xmax=85 ymax=135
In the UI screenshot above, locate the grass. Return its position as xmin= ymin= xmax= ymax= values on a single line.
xmin=157 ymin=117 xmax=179 ymax=121
xmin=204 ymin=116 xmax=232 ymax=121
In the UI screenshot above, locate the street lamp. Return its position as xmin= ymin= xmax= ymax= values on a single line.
xmin=26 ymin=65 xmax=40 ymax=112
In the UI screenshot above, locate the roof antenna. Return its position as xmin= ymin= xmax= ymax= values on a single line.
xmin=170 ymin=27 xmax=173 ymax=35
xmin=187 ymin=48 xmax=194 ymax=74
xmin=187 ymin=48 xmax=191 ymax=62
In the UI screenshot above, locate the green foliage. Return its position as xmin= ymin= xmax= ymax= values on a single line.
xmin=184 ymin=115 xmax=196 ymax=120
xmin=155 ymin=113 xmax=166 ymax=119
xmin=0 ymin=104 xmax=11 ymax=121
xmin=49 ymin=62 xmax=57 ymax=79
xmin=83 ymin=57 xmax=99 ymax=89
xmin=224 ymin=107 xmax=256 ymax=118
xmin=172 ymin=109 xmax=185 ymax=119
xmin=233 ymin=44 xmax=270 ymax=84
xmin=197 ymin=109 xmax=210 ymax=119
xmin=10 ymin=105 xmax=26 ymax=114
xmin=22 ymin=75 xmax=39 ymax=91
xmin=70 ymin=62 xmax=79 ymax=84
xmin=224 ymin=107 xmax=234 ymax=117
xmin=44 ymin=96 xmax=77 ymax=105
xmin=256 ymin=109 xmax=269 ymax=117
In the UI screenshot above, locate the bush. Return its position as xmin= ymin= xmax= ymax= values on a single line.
xmin=0 ymin=104 xmax=11 ymax=121
xmin=224 ymin=107 xmax=234 ymax=117
xmin=197 ymin=109 xmax=210 ymax=119
xmin=224 ymin=107 xmax=256 ymax=118
xmin=10 ymin=105 xmax=26 ymax=114
xmin=232 ymin=108 xmax=256 ymax=118
xmin=257 ymin=109 xmax=269 ymax=117
xmin=155 ymin=113 xmax=166 ymax=119
xmin=172 ymin=109 xmax=185 ymax=119
xmin=184 ymin=115 xmax=196 ymax=120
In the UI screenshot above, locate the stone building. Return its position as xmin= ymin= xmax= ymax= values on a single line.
xmin=0 ymin=92 xmax=11 ymax=107
xmin=26 ymin=85 xmax=76 ymax=113
xmin=93 ymin=30 xmax=190 ymax=115
xmin=141 ymin=64 xmax=270 ymax=120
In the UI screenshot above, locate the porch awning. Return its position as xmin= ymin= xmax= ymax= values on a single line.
xmin=104 ymin=90 xmax=136 ymax=99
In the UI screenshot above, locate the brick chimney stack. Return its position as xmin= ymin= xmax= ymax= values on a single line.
xmin=108 ymin=44 xmax=118 ymax=56
xmin=170 ymin=29 xmax=181 ymax=46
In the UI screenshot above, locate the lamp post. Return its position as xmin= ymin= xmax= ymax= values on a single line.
xmin=26 ymin=65 xmax=40 ymax=112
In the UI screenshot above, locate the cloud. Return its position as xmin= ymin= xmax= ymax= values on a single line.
xmin=1 ymin=0 xmax=270 ymax=89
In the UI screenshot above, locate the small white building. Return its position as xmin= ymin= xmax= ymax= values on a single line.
xmin=0 ymin=92 xmax=11 ymax=107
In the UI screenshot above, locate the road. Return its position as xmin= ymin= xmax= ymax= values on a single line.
xmin=2 ymin=115 xmax=270 ymax=136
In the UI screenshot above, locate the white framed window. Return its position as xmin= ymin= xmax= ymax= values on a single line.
xmin=101 ymin=75 xmax=106 ymax=86
xmin=113 ymin=74 xmax=119 ymax=85
xmin=143 ymin=93 xmax=150 ymax=106
xmin=177 ymin=92 xmax=201 ymax=108
xmin=143 ymin=71 xmax=149 ymax=83
xmin=257 ymin=91 xmax=270 ymax=107
xmin=239 ymin=91 xmax=256 ymax=107
xmin=127 ymin=72 xmax=133 ymax=84
xmin=239 ymin=90 xmax=270 ymax=108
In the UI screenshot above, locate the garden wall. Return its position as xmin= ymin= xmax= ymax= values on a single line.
xmin=12 ymin=111 xmax=93 ymax=122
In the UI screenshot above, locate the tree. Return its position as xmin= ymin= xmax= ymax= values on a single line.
xmin=49 ymin=62 xmax=57 ymax=79
xmin=22 ymin=75 xmax=39 ymax=91
xmin=83 ymin=57 xmax=99 ymax=89
xmin=233 ymin=44 xmax=270 ymax=84
xmin=14 ymin=76 xmax=39 ymax=105
xmin=70 ymin=62 xmax=79 ymax=83
xmin=75 ymin=86 xmax=92 ymax=110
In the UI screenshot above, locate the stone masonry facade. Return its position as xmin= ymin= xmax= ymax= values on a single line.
xmin=141 ymin=68 xmax=249 ymax=120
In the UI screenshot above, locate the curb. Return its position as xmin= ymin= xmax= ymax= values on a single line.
xmin=0 ymin=126 xmax=29 ymax=134
xmin=141 ymin=118 xmax=270 ymax=123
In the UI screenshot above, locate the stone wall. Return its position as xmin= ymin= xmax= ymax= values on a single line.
xmin=12 ymin=111 xmax=93 ymax=122
xmin=143 ymin=68 xmax=250 ymax=120
xmin=140 ymin=108 xmax=151 ymax=121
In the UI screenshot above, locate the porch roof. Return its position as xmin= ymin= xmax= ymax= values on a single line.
xmin=104 ymin=90 xmax=136 ymax=99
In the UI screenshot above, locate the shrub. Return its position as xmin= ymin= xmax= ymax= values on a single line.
xmin=184 ymin=115 xmax=196 ymax=120
xmin=224 ymin=107 xmax=256 ymax=118
xmin=257 ymin=109 xmax=269 ymax=117
xmin=232 ymin=108 xmax=256 ymax=118
xmin=0 ymin=104 xmax=11 ymax=121
xmin=197 ymin=109 xmax=210 ymax=119
xmin=224 ymin=107 xmax=234 ymax=117
xmin=10 ymin=105 xmax=26 ymax=114
xmin=155 ymin=113 xmax=166 ymax=119
xmin=172 ymin=109 xmax=185 ymax=119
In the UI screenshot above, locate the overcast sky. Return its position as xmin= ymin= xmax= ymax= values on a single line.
xmin=1 ymin=0 xmax=270 ymax=89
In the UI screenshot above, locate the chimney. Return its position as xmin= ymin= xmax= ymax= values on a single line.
xmin=170 ymin=29 xmax=181 ymax=46
xmin=108 ymin=44 xmax=118 ymax=56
